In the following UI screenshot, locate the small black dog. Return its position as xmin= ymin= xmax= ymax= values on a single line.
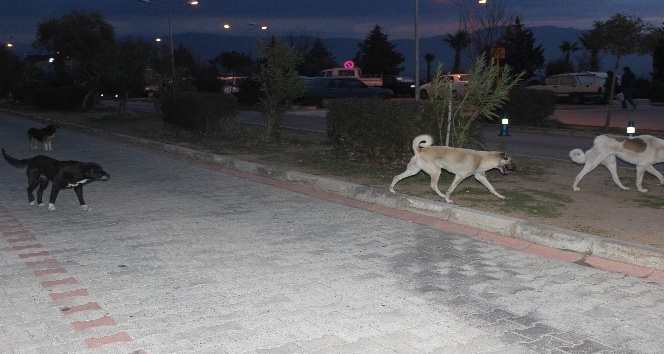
xmin=28 ymin=123 xmax=60 ymax=151
xmin=2 ymin=149 xmax=110 ymax=211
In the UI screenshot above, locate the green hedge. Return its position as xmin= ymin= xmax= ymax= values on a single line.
xmin=159 ymin=91 xmax=240 ymax=139
xmin=327 ymin=98 xmax=436 ymax=162
xmin=25 ymin=86 xmax=90 ymax=110
xmin=505 ymin=87 xmax=556 ymax=126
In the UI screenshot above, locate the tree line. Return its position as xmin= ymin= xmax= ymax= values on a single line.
xmin=1 ymin=8 xmax=664 ymax=112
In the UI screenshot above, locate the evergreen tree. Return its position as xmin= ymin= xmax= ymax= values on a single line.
xmin=34 ymin=11 xmax=116 ymax=108
xmin=497 ymin=17 xmax=544 ymax=80
xmin=256 ymin=37 xmax=304 ymax=143
xmin=652 ymin=29 xmax=664 ymax=82
xmin=298 ymin=37 xmax=338 ymax=76
xmin=353 ymin=25 xmax=404 ymax=76
xmin=213 ymin=51 xmax=254 ymax=75
xmin=593 ymin=14 xmax=654 ymax=129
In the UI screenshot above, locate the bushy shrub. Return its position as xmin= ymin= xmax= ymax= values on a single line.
xmin=327 ymin=98 xmax=436 ymax=162
xmin=158 ymin=91 xmax=241 ymax=139
xmin=644 ymin=81 xmax=664 ymax=103
xmin=32 ymin=86 xmax=89 ymax=110
xmin=505 ymin=87 xmax=556 ymax=126
xmin=236 ymin=79 xmax=261 ymax=106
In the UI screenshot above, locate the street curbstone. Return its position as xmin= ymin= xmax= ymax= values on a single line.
xmin=448 ymin=206 xmax=521 ymax=236
xmin=591 ymin=238 xmax=664 ymax=271
xmin=513 ymin=221 xmax=594 ymax=254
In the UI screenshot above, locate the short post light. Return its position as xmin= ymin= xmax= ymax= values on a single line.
xmin=627 ymin=120 xmax=635 ymax=138
xmin=499 ymin=113 xmax=510 ymax=136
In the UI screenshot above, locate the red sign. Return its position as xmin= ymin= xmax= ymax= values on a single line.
xmin=343 ymin=61 xmax=354 ymax=69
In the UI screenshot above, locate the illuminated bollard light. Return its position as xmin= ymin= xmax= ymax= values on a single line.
xmin=499 ymin=115 xmax=510 ymax=136
xmin=627 ymin=120 xmax=635 ymax=138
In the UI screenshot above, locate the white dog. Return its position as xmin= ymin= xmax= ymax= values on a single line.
xmin=390 ymin=134 xmax=515 ymax=203
xmin=570 ymin=134 xmax=664 ymax=192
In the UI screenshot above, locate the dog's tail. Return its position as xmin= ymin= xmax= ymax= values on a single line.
xmin=2 ymin=149 xmax=30 ymax=168
xmin=412 ymin=134 xmax=434 ymax=153
xmin=569 ymin=148 xmax=586 ymax=164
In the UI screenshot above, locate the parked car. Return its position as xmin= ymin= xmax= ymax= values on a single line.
xmin=218 ymin=76 xmax=247 ymax=94
xmin=382 ymin=75 xmax=417 ymax=97
xmin=318 ymin=67 xmax=383 ymax=87
xmin=299 ymin=77 xmax=394 ymax=106
xmin=526 ymin=72 xmax=610 ymax=104
xmin=418 ymin=74 xmax=469 ymax=99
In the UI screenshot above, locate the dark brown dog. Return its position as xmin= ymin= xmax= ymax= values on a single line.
xmin=28 ymin=123 xmax=60 ymax=151
xmin=2 ymin=149 xmax=110 ymax=211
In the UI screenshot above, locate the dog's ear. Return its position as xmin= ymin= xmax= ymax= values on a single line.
xmin=501 ymin=153 xmax=509 ymax=160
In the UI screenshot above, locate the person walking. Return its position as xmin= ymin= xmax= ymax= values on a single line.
xmin=621 ymin=66 xmax=636 ymax=109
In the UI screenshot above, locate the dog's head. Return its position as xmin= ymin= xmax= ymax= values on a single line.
xmin=83 ymin=163 xmax=110 ymax=181
xmin=48 ymin=123 xmax=61 ymax=132
xmin=498 ymin=152 xmax=515 ymax=175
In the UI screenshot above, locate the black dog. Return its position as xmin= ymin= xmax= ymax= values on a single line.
xmin=28 ymin=123 xmax=60 ymax=151
xmin=2 ymin=149 xmax=110 ymax=211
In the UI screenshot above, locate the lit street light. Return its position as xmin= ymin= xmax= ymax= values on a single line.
xmin=249 ymin=23 xmax=269 ymax=31
xmin=137 ymin=0 xmax=198 ymax=80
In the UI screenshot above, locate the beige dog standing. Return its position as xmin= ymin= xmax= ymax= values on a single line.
xmin=390 ymin=134 xmax=515 ymax=203
xmin=570 ymin=134 xmax=664 ymax=192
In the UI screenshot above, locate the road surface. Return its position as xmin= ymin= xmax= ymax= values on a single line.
xmin=0 ymin=112 xmax=662 ymax=353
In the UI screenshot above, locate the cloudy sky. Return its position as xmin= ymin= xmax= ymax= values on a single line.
xmin=2 ymin=0 xmax=660 ymax=48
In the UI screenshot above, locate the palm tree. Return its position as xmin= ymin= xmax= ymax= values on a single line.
xmin=444 ymin=30 xmax=471 ymax=73
xmin=424 ymin=53 xmax=435 ymax=81
xmin=579 ymin=29 xmax=603 ymax=71
xmin=559 ymin=40 xmax=580 ymax=67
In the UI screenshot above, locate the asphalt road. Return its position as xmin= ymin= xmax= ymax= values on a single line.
xmin=1 ymin=112 xmax=662 ymax=353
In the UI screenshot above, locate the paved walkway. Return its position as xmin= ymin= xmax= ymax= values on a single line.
xmin=1 ymin=113 xmax=663 ymax=353
xmin=550 ymin=100 xmax=664 ymax=133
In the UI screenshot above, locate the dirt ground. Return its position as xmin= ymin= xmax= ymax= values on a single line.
xmin=235 ymin=144 xmax=664 ymax=249
xmin=9 ymin=107 xmax=664 ymax=250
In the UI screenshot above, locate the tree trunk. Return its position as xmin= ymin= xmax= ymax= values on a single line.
xmin=80 ymin=88 xmax=96 ymax=112
xmin=117 ymin=92 xmax=129 ymax=116
xmin=603 ymin=57 xmax=621 ymax=131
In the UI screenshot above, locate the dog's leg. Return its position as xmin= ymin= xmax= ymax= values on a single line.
xmin=645 ymin=165 xmax=664 ymax=186
xmin=36 ymin=178 xmax=49 ymax=207
xmin=73 ymin=185 xmax=90 ymax=211
xmin=474 ymin=172 xmax=506 ymax=199
xmin=27 ymin=180 xmax=40 ymax=206
xmin=47 ymin=186 xmax=62 ymax=211
xmin=572 ymin=156 xmax=610 ymax=191
xmin=425 ymin=169 xmax=449 ymax=201
xmin=389 ymin=157 xmax=421 ymax=193
xmin=602 ymin=155 xmax=630 ymax=191
xmin=443 ymin=174 xmax=470 ymax=204
xmin=634 ymin=165 xmax=650 ymax=193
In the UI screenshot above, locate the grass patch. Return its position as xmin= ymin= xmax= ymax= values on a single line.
xmin=490 ymin=189 xmax=571 ymax=218
xmin=633 ymin=194 xmax=664 ymax=209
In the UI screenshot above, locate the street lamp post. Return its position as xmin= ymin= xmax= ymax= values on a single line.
xmin=138 ymin=0 xmax=198 ymax=80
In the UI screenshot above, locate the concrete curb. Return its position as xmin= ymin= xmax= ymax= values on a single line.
xmin=7 ymin=110 xmax=664 ymax=272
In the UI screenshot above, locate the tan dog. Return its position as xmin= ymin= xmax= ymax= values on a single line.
xmin=570 ymin=134 xmax=664 ymax=192
xmin=390 ymin=134 xmax=515 ymax=203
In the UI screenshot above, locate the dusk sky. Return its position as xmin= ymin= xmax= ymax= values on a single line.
xmin=2 ymin=0 xmax=661 ymax=48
